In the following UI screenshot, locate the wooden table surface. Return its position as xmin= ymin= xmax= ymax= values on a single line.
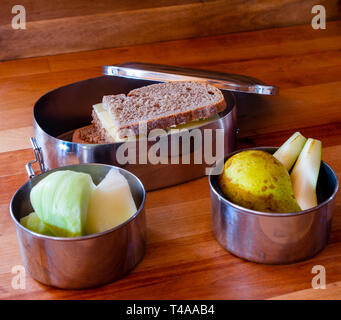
xmin=0 ymin=21 xmax=341 ymax=300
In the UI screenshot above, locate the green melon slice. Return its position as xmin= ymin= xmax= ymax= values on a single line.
xmin=20 ymin=212 xmax=54 ymax=236
xmin=30 ymin=170 xmax=94 ymax=237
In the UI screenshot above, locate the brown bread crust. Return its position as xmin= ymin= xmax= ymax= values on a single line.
xmin=72 ymin=125 xmax=104 ymax=144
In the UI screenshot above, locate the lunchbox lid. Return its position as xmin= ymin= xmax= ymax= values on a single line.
xmin=103 ymin=62 xmax=278 ymax=95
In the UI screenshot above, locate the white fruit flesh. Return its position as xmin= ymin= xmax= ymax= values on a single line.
xmin=85 ymin=169 xmax=137 ymax=235
xmin=273 ymin=132 xmax=307 ymax=171
xmin=291 ymin=138 xmax=322 ymax=210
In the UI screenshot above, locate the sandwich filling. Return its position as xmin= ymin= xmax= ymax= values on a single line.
xmin=93 ymin=103 xmax=125 ymax=142
xmin=92 ymin=103 xmax=219 ymax=142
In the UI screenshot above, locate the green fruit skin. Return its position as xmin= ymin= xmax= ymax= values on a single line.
xmin=20 ymin=212 xmax=54 ymax=236
xmin=219 ymin=150 xmax=301 ymax=213
xmin=30 ymin=170 xmax=94 ymax=237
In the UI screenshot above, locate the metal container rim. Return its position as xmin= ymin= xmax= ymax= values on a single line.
xmin=209 ymin=146 xmax=339 ymax=217
xmin=9 ymin=163 xmax=146 ymax=241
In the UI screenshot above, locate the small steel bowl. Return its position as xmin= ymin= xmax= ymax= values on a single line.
xmin=209 ymin=147 xmax=339 ymax=264
xmin=10 ymin=163 xmax=146 ymax=289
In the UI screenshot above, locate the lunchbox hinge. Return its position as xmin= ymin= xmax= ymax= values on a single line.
xmin=26 ymin=137 xmax=48 ymax=179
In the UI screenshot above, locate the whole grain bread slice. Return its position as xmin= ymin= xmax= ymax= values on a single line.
xmin=72 ymin=124 xmax=106 ymax=144
xmin=102 ymin=81 xmax=226 ymax=138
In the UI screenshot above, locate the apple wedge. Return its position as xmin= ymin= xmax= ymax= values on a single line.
xmin=291 ymin=138 xmax=322 ymax=210
xmin=273 ymin=132 xmax=307 ymax=171
xmin=85 ymin=169 xmax=137 ymax=235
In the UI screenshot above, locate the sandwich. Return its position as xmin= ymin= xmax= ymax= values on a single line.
xmin=72 ymin=81 xmax=226 ymax=144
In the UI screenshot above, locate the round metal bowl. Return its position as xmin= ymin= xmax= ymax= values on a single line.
xmin=10 ymin=163 xmax=146 ymax=289
xmin=209 ymin=147 xmax=339 ymax=264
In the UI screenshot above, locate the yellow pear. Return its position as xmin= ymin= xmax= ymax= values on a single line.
xmin=219 ymin=150 xmax=301 ymax=213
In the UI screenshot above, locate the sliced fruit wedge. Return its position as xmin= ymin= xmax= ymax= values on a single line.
xmin=85 ymin=169 xmax=137 ymax=235
xmin=291 ymin=138 xmax=322 ymax=210
xmin=273 ymin=132 xmax=307 ymax=171
xmin=20 ymin=212 xmax=54 ymax=236
xmin=30 ymin=170 xmax=95 ymax=237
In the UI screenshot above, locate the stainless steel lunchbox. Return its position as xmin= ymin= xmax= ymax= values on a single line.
xmin=209 ymin=147 xmax=339 ymax=264
xmin=10 ymin=147 xmax=146 ymax=289
xmin=32 ymin=62 xmax=278 ymax=191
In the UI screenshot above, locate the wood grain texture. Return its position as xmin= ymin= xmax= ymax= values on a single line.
xmin=0 ymin=0 xmax=211 ymax=23
xmin=1 ymin=0 xmax=340 ymax=60
xmin=0 ymin=21 xmax=341 ymax=299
